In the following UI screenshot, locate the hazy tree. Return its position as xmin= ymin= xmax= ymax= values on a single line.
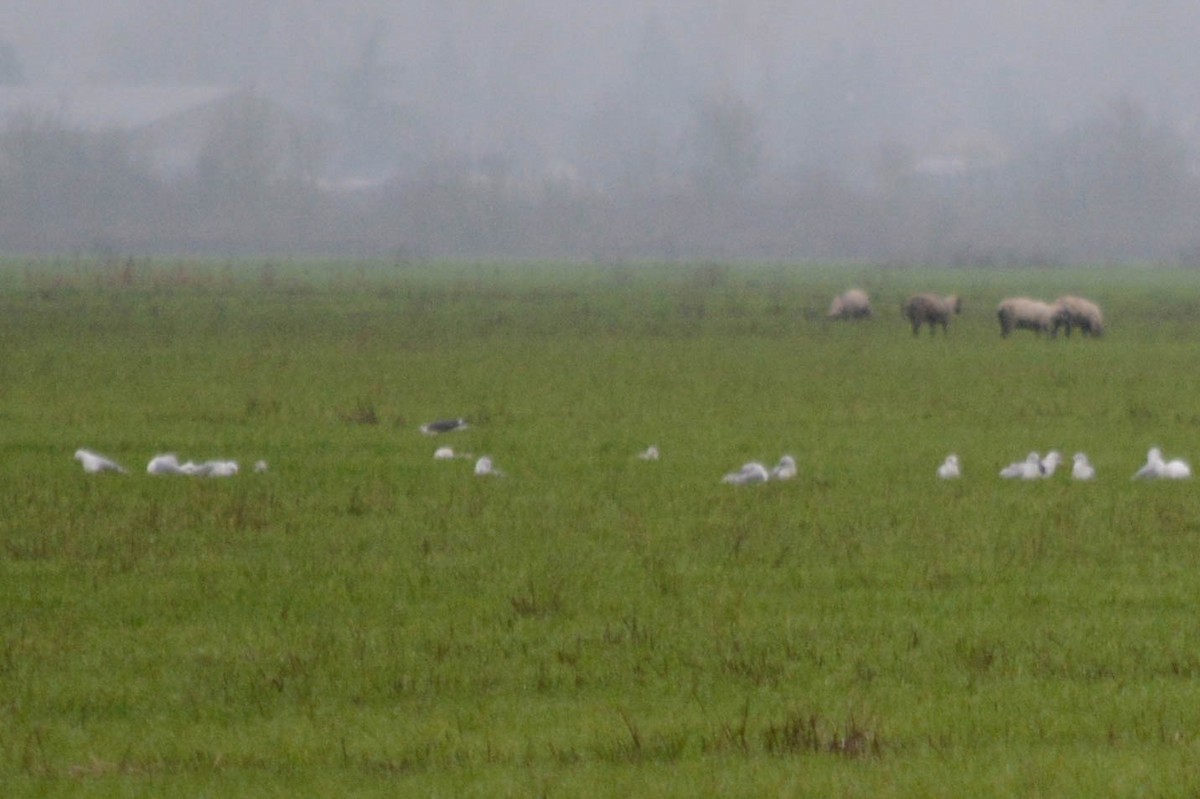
xmin=1018 ymin=98 xmax=1192 ymax=259
xmin=0 ymin=113 xmax=156 ymax=247
xmin=0 ymin=38 xmax=24 ymax=85
xmin=577 ymin=13 xmax=694 ymax=193
xmin=689 ymin=87 xmax=761 ymax=197
xmin=330 ymin=23 xmax=413 ymax=180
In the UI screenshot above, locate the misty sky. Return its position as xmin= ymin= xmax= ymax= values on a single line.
xmin=2 ymin=1 xmax=1198 ymax=180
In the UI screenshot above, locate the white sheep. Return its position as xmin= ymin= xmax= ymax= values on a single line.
xmin=1052 ymin=296 xmax=1104 ymax=338
xmin=902 ymin=293 xmax=962 ymax=336
xmin=827 ymin=288 xmax=872 ymax=320
xmin=996 ymin=297 xmax=1058 ymax=338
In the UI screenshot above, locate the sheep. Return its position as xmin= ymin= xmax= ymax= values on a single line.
xmin=996 ymin=297 xmax=1058 ymax=338
xmin=902 ymin=293 xmax=962 ymax=336
xmin=1052 ymin=295 xmax=1104 ymax=338
xmin=827 ymin=288 xmax=872 ymax=320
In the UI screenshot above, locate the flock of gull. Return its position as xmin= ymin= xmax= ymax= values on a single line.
xmin=935 ymin=447 xmax=1192 ymax=481
xmin=74 ymin=414 xmax=1192 ymax=488
xmin=74 ymin=448 xmax=266 ymax=477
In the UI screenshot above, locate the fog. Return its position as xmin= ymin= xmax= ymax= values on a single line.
xmin=1 ymin=1 xmax=1199 ymax=262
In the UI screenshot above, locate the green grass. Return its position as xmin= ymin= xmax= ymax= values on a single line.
xmin=5 ymin=258 xmax=1200 ymax=796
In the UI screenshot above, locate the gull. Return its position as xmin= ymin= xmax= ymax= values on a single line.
xmin=636 ymin=445 xmax=660 ymax=461
xmin=420 ymin=418 xmax=468 ymax=435
xmin=721 ymin=462 xmax=770 ymax=485
xmin=173 ymin=459 xmax=239 ymax=477
xmin=1071 ymin=452 xmax=1095 ymax=481
xmin=937 ymin=454 xmax=960 ymax=480
xmin=253 ymin=460 xmax=269 ymax=474
xmin=770 ymin=455 xmax=798 ymax=480
xmin=474 ymin=456 xmax=504 ymax=477
xmin=1132 ymin=447 xmax=1165 ymax=480
xmin=1000 ymin=452 xmax=1043 ymax=480
xmin=196 ymin=460 xmax=239 ymax=477
xmin=1040 ymin=451 xmax=1063 ymax=478
xmin=147 ymin=453 xmax=187 ymax=475
xmin=1164 ymin=457 xmax=1193 ymax=479
xmin=75 ymin=448 xmax=128 ymax=474
xmin=1134 ymin=447 xmax=1191 ymax=480
xmin=434 ymin=447 xmax=473 ymax=460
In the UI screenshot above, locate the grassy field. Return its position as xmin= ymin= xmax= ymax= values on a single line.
xmin=4 ymin=258 xmax=1200 ymax=796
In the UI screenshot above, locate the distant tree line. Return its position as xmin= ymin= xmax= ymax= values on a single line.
xmin=1 ymin=93 xmax=1199 ymax=264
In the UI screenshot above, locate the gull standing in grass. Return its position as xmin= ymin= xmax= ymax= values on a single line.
xmin=1133 ymin=447 xmax=1191 ymax=480
xmin=1000 ymin=452 xmax=1043 ymax=480
xmin=195 ymin=460 xmax=239 ymax=477
xmin=770 ymin=455 xmax=797 ymax=480
xmin=721 ymin=462 xmax=770 ymax=485
xmin=147 ymin=453 xmax=187 ymax=474
xmin=421 ymin=418 xmax=469 ymax=435
xmin=1132 ymin=447 xmax=1165 ymax=480
xmin=474 ymin=456 xmax=504 ymax=477
xmin=434 ymin=447 xmax=473 ymax=460
xmin=1040 ymin=450 xmax=1063 ymax=478
xmin=636 ymin=445 xmax=660 ymax=461
xmin=1071 ymin=453 xmax=1096 ymax=481
xmin=75 ymin=448 xmax=128 ymax=474
xmin=937 ymin=454 xmax=961 ymax=479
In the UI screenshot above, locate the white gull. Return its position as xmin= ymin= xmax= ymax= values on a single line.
xmin=770 ymin=455 xmax=797 ymax=480
xmin=937 ymin=454 xmax=960 ymax=479
xmin=75 ymin=448 xmax=128 ymax=474
xmin=722 ymin=462 xmax=770 ymax=485
xmin=1071 ymin=452 xmax=1095 ymax=481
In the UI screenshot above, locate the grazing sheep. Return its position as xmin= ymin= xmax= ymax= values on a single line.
xmin=996 ymin=297 xmax=1058 ymax=337
xmin=1052 ymin=295 xmax=1104 ymax=338
xmin=827 ymin=288 xmax=872 ymax=320
xmin=902 ymin=293 xmax=962 ymax=336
